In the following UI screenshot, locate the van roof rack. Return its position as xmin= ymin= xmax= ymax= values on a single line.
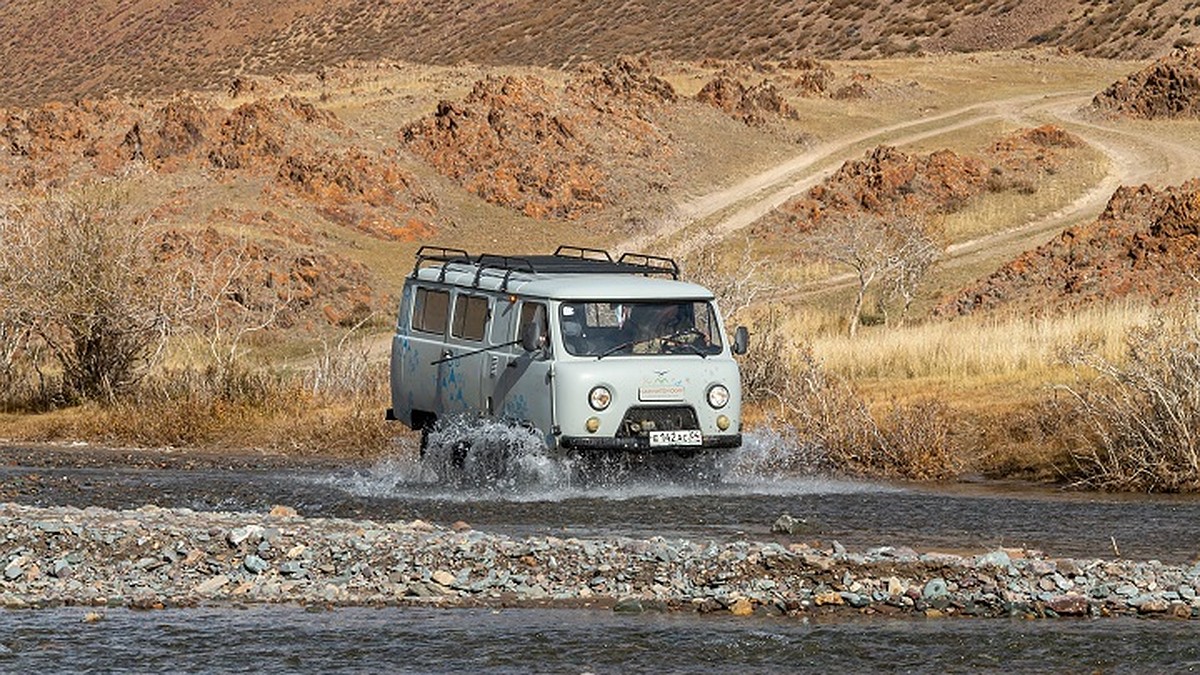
xmin=411 ymin=244 xmax=680 ymax=289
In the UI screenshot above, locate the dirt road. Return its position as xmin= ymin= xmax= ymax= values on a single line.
xmin=620 ymin=88 xmax=1200 ymax=294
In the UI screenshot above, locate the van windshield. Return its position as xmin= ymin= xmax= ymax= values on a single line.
xmin=559 ymin=301 xmax=724 ymax=357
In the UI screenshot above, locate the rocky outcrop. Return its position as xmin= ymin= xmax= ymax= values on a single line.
xmin=696 ymin=77 xmax=797 ymax=125
xmin=403 ymin=62 xmax=675 ymax=220
xmin=1093 ymin=47 xmax=1200 ymax=119
xmin=938 ymin=180 xmax=1200 ymax=316
xmin=0 ymin=92 xmax=437 ymax=326
xmin=757 ymin=126 xmax=1083 ymax=234
xmin=761 ymin=145 xmax=990 ymax=231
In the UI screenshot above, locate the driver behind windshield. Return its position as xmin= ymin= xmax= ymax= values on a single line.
xmin=629 ymin=303 xmax=704 ymax=354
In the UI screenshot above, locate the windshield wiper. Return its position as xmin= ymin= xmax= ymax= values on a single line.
xmin=596 ymin=336 xmax=649 ymax=359
xmin=661 ymin=327 xmax=709 ymax=358
xmin=596 ymin=328 xmax=709 ymax=359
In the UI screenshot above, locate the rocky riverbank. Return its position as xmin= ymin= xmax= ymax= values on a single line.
xmin=0 ymin=502 xmax=1197 ymax=619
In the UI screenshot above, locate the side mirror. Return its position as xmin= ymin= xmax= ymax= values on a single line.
xmin=520 ymin=320 xmax=545 ymax=352
xmin=732 ymin=326 xmax=750 ymax=355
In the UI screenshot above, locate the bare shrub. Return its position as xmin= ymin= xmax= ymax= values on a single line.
xmin=752 ymin=339 xmax=964 ymax=480
xmin=680 ymin=240 xmax=769 ymax=323
xmin=737 ymin=320 xmax=793 ymax=403
xmin=0 ymin=208 xmax=41 ymax=407
xmin=1059 ymin=308 xmax=1200 ymax=491
xmin=767 ymin=345 xmax=885 ymax=473
xmin=0 ymin=190 xmax=177 ymax=405
xmin=877 ymin=399 xmax=964 ymax=480
xmin=302 ymin=316 xmax=384 ymax=402
xmin=805 ymin=212 xmax=940 ymax=336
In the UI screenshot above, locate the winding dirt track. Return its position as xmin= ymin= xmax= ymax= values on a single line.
xmin=620 ymin=88 xmax=1200 ymax=292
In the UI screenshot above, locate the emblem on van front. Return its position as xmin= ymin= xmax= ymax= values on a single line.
xmin=640 ymin=371 xmax=685 ymax=401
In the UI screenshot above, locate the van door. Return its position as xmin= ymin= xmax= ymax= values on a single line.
xmin=442 ymin=292 xmax=492 ymax=415
xmin=406 ymin=285 xmax=451 ymax=419
xmin=491 ymin=300 xmax=555 ymax=444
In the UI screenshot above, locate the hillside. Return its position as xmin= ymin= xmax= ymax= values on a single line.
xmin=4 ymin=0 xmax=1200 ymax=106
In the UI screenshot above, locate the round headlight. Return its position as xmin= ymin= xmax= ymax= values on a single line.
xmin=589 ymin=386 xmax=612 ymax=411
xmin=707 ymin=384 xmax=730 ymax=409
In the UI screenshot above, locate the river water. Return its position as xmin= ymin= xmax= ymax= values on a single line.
xmin=4 ymin=430 xmax=1200 ymax=671
xmin=5 ymin=430 xmax=1200 ymax=563
xmin=1 ymin=605 xmax=1199 ymax=673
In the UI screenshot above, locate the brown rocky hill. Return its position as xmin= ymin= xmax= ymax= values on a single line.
xmin=753 ymin=126 xmax=1083 ymax=234
xmin=3 ymin=0 xmax=1199 ymax=106
xmin=938 ymin=180 xmax=1200 ymax=316
xmin=402 ymin=61 xmax=676 ymax=221
xmin=0 ymin=58 xmax=808 ymax=328
xmin=0 ymin=88 xmax=442 ymax=327
xmin=1093 ymin=46 xmax=1200 ymax=118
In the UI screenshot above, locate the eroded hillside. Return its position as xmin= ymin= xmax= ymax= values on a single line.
xmin=4 ymin=0 xmax=1200 ymax=106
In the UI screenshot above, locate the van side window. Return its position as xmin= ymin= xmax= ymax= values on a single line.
xmin=452 ymin=295 xmax=490 ymax=342
xmin=412 ymin=287 xmax=449 ymax=335
xmin=518 ymin=302 xmax=548 ymax=340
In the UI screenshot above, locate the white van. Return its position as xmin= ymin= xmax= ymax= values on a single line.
xmin=387 ymin=246 xmax=748 ymax=458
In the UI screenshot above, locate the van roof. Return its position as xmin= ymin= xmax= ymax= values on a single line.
xmin=410 ymin=245 xmax=716 ymax=301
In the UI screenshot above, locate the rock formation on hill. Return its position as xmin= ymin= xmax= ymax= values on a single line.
xmin=939 ymin=180 xmax=1200 ymax=316
xmin=696 ymin=77 xmax=798 ymax=126
xmin=402 ymin=60 xmax=676 ymax=220
xmin=0 ymin=93 xmax=436 ymax=327
xmin=1093 ymin=47 xmax=1200 ymax=119
xmin=754 ymin=126 xmax=1084 ymax=234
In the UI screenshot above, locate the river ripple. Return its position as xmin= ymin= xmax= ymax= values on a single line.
xmin=2 ymin=605 xmax=1198 ymax=673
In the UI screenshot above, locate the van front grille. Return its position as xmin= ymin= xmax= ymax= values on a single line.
xmin=616 ymin=406 xmax=698 ymax=437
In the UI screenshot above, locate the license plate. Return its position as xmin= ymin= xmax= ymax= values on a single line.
xmin=649 ymin=429 xmax=702 ymax=447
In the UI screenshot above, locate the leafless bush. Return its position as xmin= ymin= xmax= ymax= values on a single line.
xmin=1059 ymin=308 xmax=1200 ymax=491
xmin=681 ymin=240 xmax=770 ymax=323
xmin=0 ymin=190 xmax=178 ymax=405
xmin=750 ymin=337 xmax=964 ymax=480
xmin=172 ymin=233 xmax=295 ymax=379
xmin=877 ymin=399 xmax=964 ymax=480
xmin=768 ymin=345 xmax=885 ymax=473
xmin=302 ymin=316 xmax=386 ymax=403
xmin=736 ymin=319 xmax=792 ymax=402
xmin=805 ymin=212 xmax=940 ymax=336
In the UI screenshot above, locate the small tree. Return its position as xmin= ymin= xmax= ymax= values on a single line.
xmin=807 ymin=212 xmax=939 ymax=336
xmin=0 ymin=190 xmax=177 ymax=403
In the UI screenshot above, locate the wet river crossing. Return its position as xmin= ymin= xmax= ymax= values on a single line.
xmin=3 ymin=431 xmax=1200 ymax=671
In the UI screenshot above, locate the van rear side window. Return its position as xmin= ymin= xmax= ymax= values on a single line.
xmin=452 ymin=295 xmax=490 ymax=341
xmin=412 ymin=287 xmax=449 ymax=334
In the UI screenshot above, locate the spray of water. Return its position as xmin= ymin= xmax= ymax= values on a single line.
xmin=421 ymin=416 xmax=571 ymax=491
xmin=339 ymin=418 xmax=846 ymax=501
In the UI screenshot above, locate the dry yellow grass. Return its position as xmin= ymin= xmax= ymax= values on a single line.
xmin=810 ymin=301 xmax=1155 ymax=382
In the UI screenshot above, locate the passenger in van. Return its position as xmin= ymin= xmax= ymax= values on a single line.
xmin=561 ymin=310 xmax=587 ymax=353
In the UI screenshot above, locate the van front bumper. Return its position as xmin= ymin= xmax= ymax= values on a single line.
xmin=558 ymin=433 xmax=742 ymax=452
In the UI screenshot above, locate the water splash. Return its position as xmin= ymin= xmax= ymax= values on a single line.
xmin=340 ymin=420 xmax=856 ymax=501
xmin=723 ymin=425 xmax=828 ymax=482
xmin=421 ymin=416 xmax=571 ymax=491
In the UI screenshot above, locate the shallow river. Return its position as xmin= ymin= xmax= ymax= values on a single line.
xmin=4 ymin=431 xmax=1200 ymax=671
xmin=4 ymin=431 xmax=1200 ymax=563
xmin=2 ymin=605 xmax=1199 ymax=673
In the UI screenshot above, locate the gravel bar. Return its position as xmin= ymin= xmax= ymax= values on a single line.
xmin=1 ymin=502 xmax=1198 ymax=619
